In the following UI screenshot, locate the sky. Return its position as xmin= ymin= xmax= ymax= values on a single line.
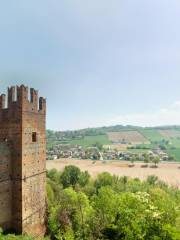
xmin=0 ymin=0 xmax=180 ymax=130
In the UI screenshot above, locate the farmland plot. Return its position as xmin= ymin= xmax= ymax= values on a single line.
xmin=158 ymin=130 xmax=180 ymax=138
xmin=47 ymin=159 xmax=180 ymax=189
xmin=107 ymin=131 xmax=150 ymax=144
xmin=140 ymin=129 xmax=163 ymax=142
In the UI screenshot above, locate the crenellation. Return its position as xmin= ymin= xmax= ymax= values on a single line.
xmin=17 ymin=85 xmax=29 ymax=103
xmin=30 ymin=88 xmax=38 ymax=103
xmin=0 ymin=86 xmax=45 ymax=115
xmin=39 ymin=97 xmax=46 ymax=113
xmin=30 ymin=88 xmax=38 ymax=111
xmin=0 ymin=94 xmax=6 ymax=110
xmin=8 ymin=86 xmax=16 ymax=106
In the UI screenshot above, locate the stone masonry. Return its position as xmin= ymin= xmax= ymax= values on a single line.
xmin=0 ymin=85 xmax=46 ymax=236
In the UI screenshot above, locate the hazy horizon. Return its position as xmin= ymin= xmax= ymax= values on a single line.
xmin=47 ymin=124 xmax=180 ymax=132
xmin=1 ymin=1 xmax=180 ymax=130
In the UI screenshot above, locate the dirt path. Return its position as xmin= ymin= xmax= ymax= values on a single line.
xmin=47 ymin=159 xmax=180 ymax=188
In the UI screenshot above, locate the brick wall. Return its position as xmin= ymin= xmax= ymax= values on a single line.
xmin=0 ymin=85 xmax=46 ymax=236
xmin=0 ymin=142 xmax=12 ymax=229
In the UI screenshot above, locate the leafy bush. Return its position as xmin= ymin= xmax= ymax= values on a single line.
xmin=2 ymin=166 xmax=180 ymax=239
xmin=60 ymin=165 xmax=81 ymax=188
xmin=47 ymin=166 xmax=180 ymax=240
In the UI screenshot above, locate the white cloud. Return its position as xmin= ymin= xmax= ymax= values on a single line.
xmin=59 ymin=100 xmax=180 ymax=130
xmin=107 ymin=100 xmax=180 ymax=127
xmin=172 ymin=100 xmax=180 ymax=109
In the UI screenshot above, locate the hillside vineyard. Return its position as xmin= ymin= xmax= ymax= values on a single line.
xmin=0 ymin=85 xmax=46 ymax=237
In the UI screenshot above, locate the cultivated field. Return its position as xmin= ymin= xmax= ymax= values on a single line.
xmin=107 ymin=131 xmax=150 ymax=144
xmin=103 ymin=144 xmax=130 ymax=151
xmin=158 ymin=130 xmax=180 ymax=138
xmin=47 ymin=159 xmax=180 ymax=189
xmin=139 ymin=129 xmax=163 ymax=142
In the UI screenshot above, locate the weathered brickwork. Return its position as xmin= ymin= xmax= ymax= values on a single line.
xmin=0 ymin=85 xmax=46 ymax=236
xmin=0 ymin=142 xmax=12 ymax=230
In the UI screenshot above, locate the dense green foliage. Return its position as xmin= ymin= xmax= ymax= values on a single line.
xmin=0 ymin=228 xmax=48 ymax=240
xmin=1 ymin=165 xmax=180 ymax=239
xmin=46 ymin=166 xmax=180 ymax=240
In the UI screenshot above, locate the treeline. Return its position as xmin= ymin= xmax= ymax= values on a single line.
xmin=1 ymin=167 xmax=180 ymax=239
xmin=47 ymin=125 xmax=140 ymax=142
xmin=46 ymin=166 xmax=180 ymax=240
xmin=47 ymin=125 xmax=180 ymax=144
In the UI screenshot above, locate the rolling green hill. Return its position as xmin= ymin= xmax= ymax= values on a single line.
xmin=47 ymin=125 xmax=180 ymax=161
xmin=139 ymin=129 xmax=163 ymax=142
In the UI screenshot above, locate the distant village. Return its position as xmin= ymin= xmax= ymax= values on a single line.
xmin=47 ymin=143 xmax=169 ymax=162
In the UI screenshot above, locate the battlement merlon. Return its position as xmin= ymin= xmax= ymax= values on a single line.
xmin=17 ymin=85 xmax=29 ymax=104
xmin=0 ymin=85 xmax=46 ymax=113
xmin=30 ymin=88 xmax=38 ymax=111
xmin=0 ymin=94 xmax=6 ymax=109
xmin=39 ymin=97 xmax=46 ymax=114
xmin=8 ymin=86 xmax=16 ymax=106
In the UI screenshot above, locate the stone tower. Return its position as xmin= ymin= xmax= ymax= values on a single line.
xmin=0 ymin=85 xmax=46 ymax=236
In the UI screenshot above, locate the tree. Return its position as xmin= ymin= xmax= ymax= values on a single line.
xmin=159 ymin=144 xmax=167 ymax=150
xmin=47 ymin=168 xmax=61 ymax=183
xmin=152 ymin=156 xmax=160 ymax=168
xmin=144 ymin=154 xmax=150 ymax=167
xmin=146 ymin=175 xmax=159 ymax=185
xmin=60 ymin=165 xmax=81 ymax=188
xmin=46 ymin=167 xmax=180 ymax=240
xmin=78 ymin=171 xmax=90 ymax=187
xmin=129 ymin=158 xmax=135 ymax=167
xmin=95 ymin=142 xmax=103 ymax=151
xmin=47 ymin=181 xmax=55 ymax=206
xmin=48 ymin=187 xmax=93 ymax=240
xmin=94 ymin=172 xmax=114 ymax=191
xmin=91 ymin=187 xmax=119 ymax=238
xmin=168 ymin=155 xmax=175 ymax=161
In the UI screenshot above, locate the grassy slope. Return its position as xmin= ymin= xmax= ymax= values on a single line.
xmin=118 ymin=129 xmax=180 ymax=162
xmin=139 ymin=130 xmax=180 ymax=161
xmin=166 ymin=149 xmax=180 ymax=161
xmin=69 ymin=135 xmax=111 ymax=148
xmin=166 ymin=138 xmax=180 ymax=162
xmin=139 ymin=129 xmax=163 ymax=142
xmin=169 ymin=138 xmax=180 ymax=148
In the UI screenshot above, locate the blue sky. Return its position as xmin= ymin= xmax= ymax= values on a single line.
xmin=0 ymin=0 xmax=180 ymax=130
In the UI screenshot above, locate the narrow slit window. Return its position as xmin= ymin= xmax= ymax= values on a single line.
xmin=32 ymin=132 xmax=37 ymax=142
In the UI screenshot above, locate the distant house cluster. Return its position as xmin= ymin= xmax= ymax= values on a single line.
xmin=47 ymin=143 xmax=169 ymax=162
